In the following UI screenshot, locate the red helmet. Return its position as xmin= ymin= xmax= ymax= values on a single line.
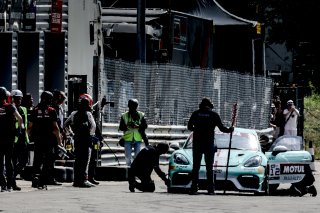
xmin=79 ymin=93 xmax=93 ymax=107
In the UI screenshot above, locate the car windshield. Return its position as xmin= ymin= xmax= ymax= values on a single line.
xmin=269 ymin=136 xmax=303 ymax=151
xmin=184 ymin=129 xmax=259 ymax=151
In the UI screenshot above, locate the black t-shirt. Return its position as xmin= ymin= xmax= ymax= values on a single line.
xmin=188 ymin=108 xmax=230 ymax=142
xmin=0 ymin=103 xmax=17 ymax=142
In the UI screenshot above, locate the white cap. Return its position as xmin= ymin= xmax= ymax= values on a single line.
xmin=11 ymin=89 xmax=23 ymax=97
xmin=287 ymin=100 xmax=293 ymax=104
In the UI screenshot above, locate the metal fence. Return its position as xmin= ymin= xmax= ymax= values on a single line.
xmin=100 ymin=59 xmax=273 ymax=129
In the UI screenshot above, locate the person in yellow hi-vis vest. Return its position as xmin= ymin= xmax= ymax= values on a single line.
xmin=11 ymin=90 xmax=29 ymax=191
xmin=119 ymin=99 xmax=148 ymax=167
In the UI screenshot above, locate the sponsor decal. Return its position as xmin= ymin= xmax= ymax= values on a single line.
xmin=282 ymin=164 xmax=305 ymax=174
xmin=269 ymin=174 xmax=305 ymax=184
xmin=269 ymin=163 xmax=307 ymax=184
xmin=283 ymin=175 xmax=302 ymax=181
xmin=269 ymin=163 xmax=306 ymax=176
xmin=50 ymin=0 xmax=62 ymax=32
xmin=175 ymin=165 xmax=188 ymax=169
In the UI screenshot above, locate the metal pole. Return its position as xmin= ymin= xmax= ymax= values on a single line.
xmin=224 ymin=103 xmax=237 ymax=194
xmin=136 ymin=0 xmax=146 ymax=63
xmin=4 ymin=11 xmax=7 ymax=31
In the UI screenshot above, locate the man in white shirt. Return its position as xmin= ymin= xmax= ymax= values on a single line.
xmin=283 ymin=100 xmax=300 ymax=136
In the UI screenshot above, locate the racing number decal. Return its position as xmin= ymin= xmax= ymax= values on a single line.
xmin=269 ymin=164 xmax=280 ymax=176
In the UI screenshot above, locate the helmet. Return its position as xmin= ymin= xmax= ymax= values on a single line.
xmin=128 ymin=99 xmax=139 ymax=109
xmin=78 ymin=96 xmax=91 ymax=110
xmin=0 ymin=87 xmax=7 ymax=100
xmin=11 ymin=89 xmax=23 ymax=97
xmin=40 ymin=91 xmax=53 ymax=103
xmin=79 ymin=93 xmax=93 ymax=107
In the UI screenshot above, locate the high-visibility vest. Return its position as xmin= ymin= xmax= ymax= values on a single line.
xmin=15 ymin=106 xmax=29 ymax=144
xmin=121 ymin=111 xmax=144 ymax=142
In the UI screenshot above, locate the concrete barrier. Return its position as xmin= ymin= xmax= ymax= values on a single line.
xmin=100 ymin=123 xmax=189 ymax=167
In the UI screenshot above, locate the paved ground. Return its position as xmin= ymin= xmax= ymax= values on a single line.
xmin=0 ymin=162 xmax=319 ymax=213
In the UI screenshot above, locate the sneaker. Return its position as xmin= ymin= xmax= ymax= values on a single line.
xmin=1 ymin=186 xmax=7 ymax=192
xmin=308 ymin=185 xmax=317 ymax=197
xmin=7 ymin=187 xmax=12 ymax=192
xmin=12 ymin=185 xmax=22 ymax=191
xmin=77 ymin=181 xmax=94 ymax=188
xmin=84 ymin=180 xmax=95 ymax=187
xmin=88 ymin=179 xmax=100 ymax=185
xmin=79 ymin=182 xmax=92 ymax=188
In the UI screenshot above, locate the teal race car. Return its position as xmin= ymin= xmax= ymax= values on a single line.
xmin=168 ymin=127 xmax=268 ymax=194
xmin=264 ymin=135 xmax=313 ymax=193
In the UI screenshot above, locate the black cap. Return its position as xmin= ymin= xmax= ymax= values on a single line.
xmin=199 ymin=97 xmax=213 ymax=109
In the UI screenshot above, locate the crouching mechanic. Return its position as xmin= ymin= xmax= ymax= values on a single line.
xmin=128 ymin=143 xmax=170 ymax=192
xmin=290 ymin=164 xmax=317 ymax=197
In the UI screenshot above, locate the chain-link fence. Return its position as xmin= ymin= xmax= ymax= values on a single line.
xmin=100 ymin=59 xmax=273 ymax=129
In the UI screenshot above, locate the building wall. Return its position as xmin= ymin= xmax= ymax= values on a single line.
xmin=68 ymin=0 xmax=102 ymax=88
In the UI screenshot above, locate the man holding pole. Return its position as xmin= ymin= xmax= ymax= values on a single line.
xmin=187 ymin=98 xmax=233 ymax=195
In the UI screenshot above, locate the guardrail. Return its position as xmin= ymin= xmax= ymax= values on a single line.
xmin=100 ymin=123 xmax=190 ymax=166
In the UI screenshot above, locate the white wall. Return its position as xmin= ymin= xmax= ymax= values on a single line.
xmin=68 ymin=0 xmax=100 ymax=85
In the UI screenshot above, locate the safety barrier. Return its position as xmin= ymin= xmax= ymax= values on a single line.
xmin=100 ymin=123 xmax=190 ymax=166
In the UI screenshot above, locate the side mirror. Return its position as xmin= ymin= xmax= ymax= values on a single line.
xmin=272 ymin=145 xmax=288 ymax=156
xmin=169 ymin=142 xmax=180 ymax=151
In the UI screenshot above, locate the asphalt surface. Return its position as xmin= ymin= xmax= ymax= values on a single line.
xmin=0 ymin=162 xmax=319 ymax=213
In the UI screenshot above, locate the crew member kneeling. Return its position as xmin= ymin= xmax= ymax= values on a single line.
xmin=128 ymin=143 xmax=170 ymax=192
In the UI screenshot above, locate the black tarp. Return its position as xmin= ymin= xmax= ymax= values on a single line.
xmin=101 ymin=0 xmax=256 ymax=26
